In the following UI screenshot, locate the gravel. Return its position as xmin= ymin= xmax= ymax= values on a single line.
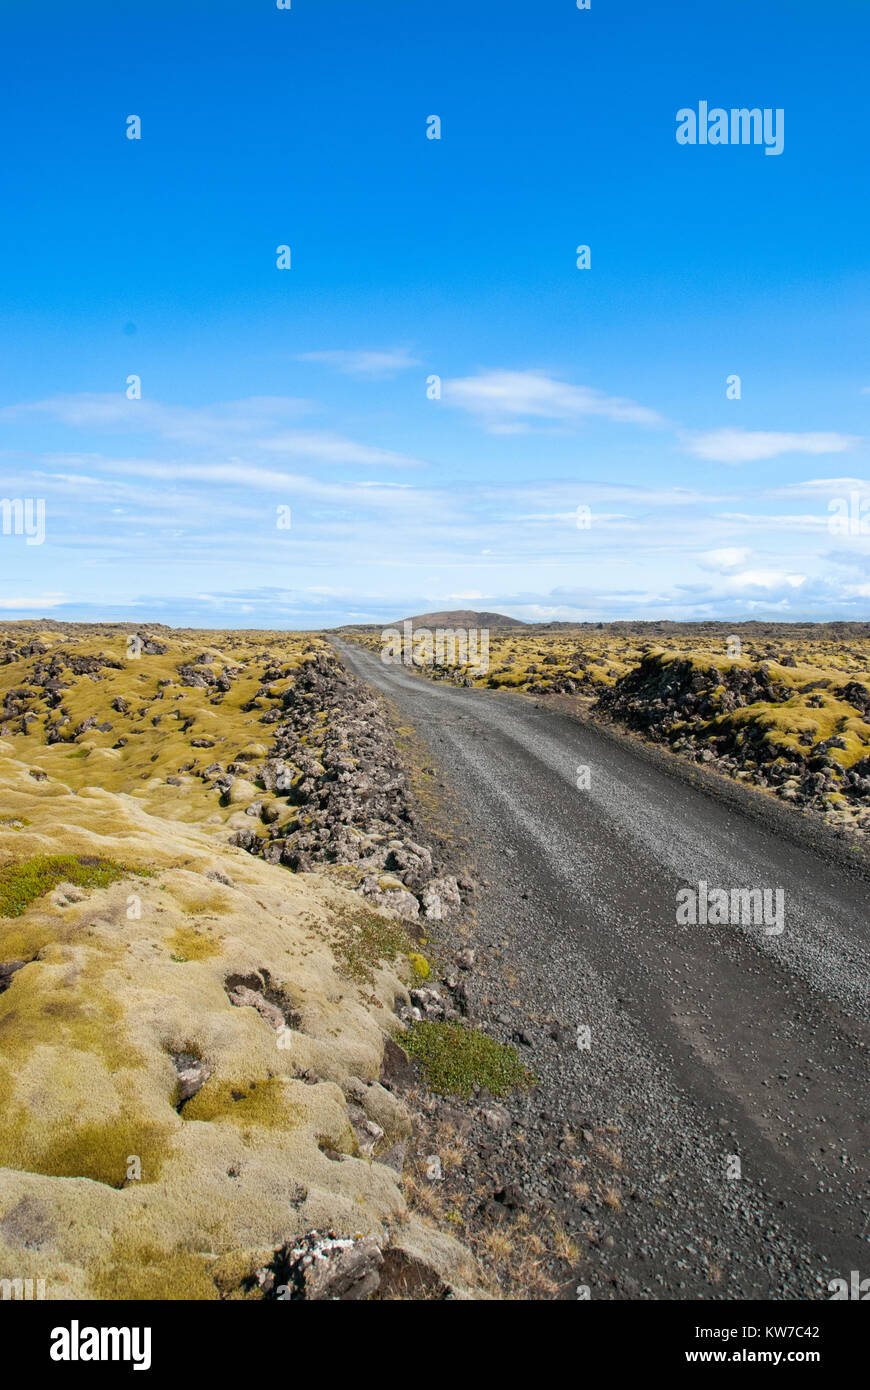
xmin=335 ymin=638 xmax=870 ymax=1301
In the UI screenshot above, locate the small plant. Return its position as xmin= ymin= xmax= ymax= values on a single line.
xmin=402 ymin=1020 xmax=536 ymax=1099
xmin=408 ymin=952 xmax=430 ymax=979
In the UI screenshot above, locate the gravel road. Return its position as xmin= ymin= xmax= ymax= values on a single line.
xmin=334 ymin=638 xmax=870 ymax=1300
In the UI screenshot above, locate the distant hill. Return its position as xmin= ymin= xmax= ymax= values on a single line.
xmin=393 ymin=609 xmax=527 ymax=630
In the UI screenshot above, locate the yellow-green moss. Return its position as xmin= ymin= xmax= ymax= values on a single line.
xmin=181 ymin=1076 xmax=299 ymax=1129
xmin=0 ymin=950 xmax=151 ymax=1102
xmin=0 ymin=1100 xmax=171 ymax=1187
xmin=166 ymin=925 xmax=221 ymax=962
xmin=707 ymin=697 xmax=870 ymax=769
xmin=210 ymin=1247 xmax=272 ymax=1297
xmin=0 ymin=922 xmax=47 ymax=959
xmin=92 ymin=1240 xmax=219 ymax=1300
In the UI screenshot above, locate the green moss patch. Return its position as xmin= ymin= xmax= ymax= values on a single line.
xmin=0 ymin=854 xmax=147 ymax=917
xmin=402 ymin=1020 xmax=536 ymax=1099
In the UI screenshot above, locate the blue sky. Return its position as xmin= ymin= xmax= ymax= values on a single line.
xmin=1 ymin=0 xmax=868 ymax=628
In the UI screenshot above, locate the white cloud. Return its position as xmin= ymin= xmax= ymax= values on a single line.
xmin=724 ymin=569 xmax=807 ymax=591
xmin=443 ymin=370 xmax=666 ymax=431
xmin=684 ymin=428 xmax=858 ymax=464
xmin=2 ymin=396 xmax=422 ymax=468
xmin=255 ymin=431 xmax=421 ymax=467
xmin=699 ymin=547 xmax=750 ymax=570
xmin=492 ymin=482 xmax=727 ymax=506
xmin=297 ymin=349 xmax=419 ymax=376
xmin=716 ymin=510 xmax=831 ymax=532
xmin=30 ymin=454 xmax=446 ymax=516
xmin=766 ymin=476 xmax=870 ymax=496
xmin=0 ymin=593 xmax=66 ymax=609
xmin=0 ymin=394 xmax=311 ymax=446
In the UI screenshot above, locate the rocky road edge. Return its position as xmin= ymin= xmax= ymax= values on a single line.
xmin=229 ymin=648 xmax=472 ymax=928
xmin=226 ymin=644 xmax=600 ymax=1297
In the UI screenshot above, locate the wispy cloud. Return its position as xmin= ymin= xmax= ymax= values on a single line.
xmin=0 ymin=394 xmax=311 ymax=446
xmin=442 ymin=370 xmax=667 ymax=433
xmin=0 ymin=592 xmax=66 ymax=610
xmin=494 ymin=481 xmax=728 ymax=508
xmin=296 ymin=348 xmax=420 ymax=377
xmin=766 ymin=476 xmax=870 ymax=496
xmin=684 ymin=428 xmax=858 ymax=464
xmin=716 ymin=511 xmax=831 ymax=533
xmin=28 ymin=453 xmax=443 ymax=513
xmin=0 ymin=394 xmax=423 ymax=468
xmin=255 ymin=431 xmax=422 ymax=467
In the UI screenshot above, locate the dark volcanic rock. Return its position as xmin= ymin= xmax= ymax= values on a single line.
xmin=234 ymin=649 xmax=460 ymax=919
